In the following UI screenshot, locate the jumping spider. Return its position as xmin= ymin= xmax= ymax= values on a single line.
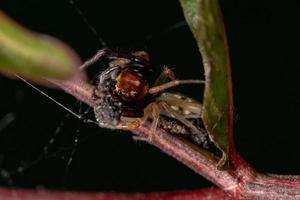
xmin=81 ymin=48 xmax=215 ymax=149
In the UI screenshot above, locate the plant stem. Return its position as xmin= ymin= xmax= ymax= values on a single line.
xmin=241 ymin=173 xmax=300 ymax=199
xmin=53 ymin=78 xmax=300 ymax=199
xmin=133 ymin=125 xmax=237 ymax=191
xmin=0 ymin=187 xmax=231 ymax=200
xmin=48 ymin=78 xmax=96 ymax=107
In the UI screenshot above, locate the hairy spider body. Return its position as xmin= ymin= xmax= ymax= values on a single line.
xmin=92 ymin=49 xmax=154 ymax=129
xmin=86 ymin=48 xmax=213 ymax=149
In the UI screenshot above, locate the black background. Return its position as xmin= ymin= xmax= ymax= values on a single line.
xmin=0 ymin=0 xmax=300 ymax=193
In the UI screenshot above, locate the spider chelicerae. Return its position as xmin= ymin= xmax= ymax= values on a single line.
xmin=80 ymin=48 xmax=216 ymax=150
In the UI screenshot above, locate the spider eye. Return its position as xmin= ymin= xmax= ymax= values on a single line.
xmin=115 ymin=68 xmax=149 ymax=101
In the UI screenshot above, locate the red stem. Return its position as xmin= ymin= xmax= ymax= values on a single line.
xmin=0 ymin=187 xmax=230 ymax=200
xmin=133 ymin=126 xmax=237 ymax=191
xmin=48 ymin=79 xmax=96 ymax=107
xmin=241 ymin=174 xmax=300 ymax=199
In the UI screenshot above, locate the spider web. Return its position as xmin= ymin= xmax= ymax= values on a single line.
xmin=0 ymin=77 xmax=95 ymax=189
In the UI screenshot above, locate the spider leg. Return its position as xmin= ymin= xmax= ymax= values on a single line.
xmin=79 ymin=48 xmax=116 ymax=70
xmin=149 ymin=79 xmax=205 ymax=94
xmin=118 ymin=101 xmax=154 ymax=130
xmin=127 ymin=102 xmax=160 ymax=142
xmin=156 ymin=92 xmax=203 ymax=118
xmin=148 ymin=103 xmax=160 ymax=141
xmin=150 ymin=66 xmax=205 ymax=94
xmin=153 ymin=66 xmax=176 ymax=86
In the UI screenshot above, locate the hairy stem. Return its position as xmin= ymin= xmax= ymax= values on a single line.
xmin=0 ymin=187 xmax=230 ymax=200
xmin=133 ymin=125 xmax=237 ymax=191
xmin=53 ymin=78 xmax=300 ymax=199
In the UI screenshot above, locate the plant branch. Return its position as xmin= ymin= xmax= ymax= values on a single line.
xmin=0 ymin=187 xmax=231 ymax=200
xmin=132 ymin=125 xmax=237 ymax=191
xmin=53 ymin=78 xmax=300 ymax=199
xmin=48 ymin=77 xmax=96 ymax=107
